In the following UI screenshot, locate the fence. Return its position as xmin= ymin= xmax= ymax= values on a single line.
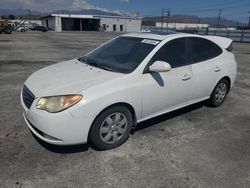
xmin=197 ymin=29 xmax=250 ymax=42
xmin=141 ymin=26 xmax=250 ymax=43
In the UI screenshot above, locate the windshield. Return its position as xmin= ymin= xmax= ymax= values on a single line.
xmin=78 ymin=37 xmax=159 ymax=73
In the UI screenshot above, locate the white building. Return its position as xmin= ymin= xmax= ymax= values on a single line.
xmin=156 ymin=22 xmax=209 ymax=30
xmin=41 ymin=14 xmax=142 ymax=32
xmin=9 ymin=19 xmax=42 ymax=26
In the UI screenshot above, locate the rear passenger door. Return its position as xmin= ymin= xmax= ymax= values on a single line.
xmin=188 ymin=37 xmax=223 ymax=100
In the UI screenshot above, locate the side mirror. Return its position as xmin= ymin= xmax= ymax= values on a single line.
xmin=149 ymin=61 xmax=171 ymax=72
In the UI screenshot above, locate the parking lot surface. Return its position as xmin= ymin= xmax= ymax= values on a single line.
xmin=0 ymin=31 xmax=250 ymax=188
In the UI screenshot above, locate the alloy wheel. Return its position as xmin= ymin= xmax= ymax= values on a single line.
xmin=99 ymin=112 xmax=128 ymax=144
xmin=215 ymin=82 xmax=227 ymax=103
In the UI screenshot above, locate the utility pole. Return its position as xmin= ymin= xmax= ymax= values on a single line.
xmin=161 ymin=8 xmax=171 ymax=32
xmin=136 ymin=12 xmax=139 ymax=18
xmin=217 ymin=9 xmax=222 ymax=28
xmin=161 ymin=8 xmax=164 ymax=32
xmin=28 ymin=9 xmax=31 ymax=25
xmin=166 ymin=9 xmax=171 ymax=32
xmin=248 ymin=11 xmax=250 ymax=28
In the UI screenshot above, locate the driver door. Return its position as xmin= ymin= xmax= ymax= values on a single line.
xmin=142 ymin=37 xmax=193 ymax=119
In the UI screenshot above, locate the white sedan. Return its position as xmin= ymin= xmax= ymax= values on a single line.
xmin=21 ymin=32 xmax=237 ymax=150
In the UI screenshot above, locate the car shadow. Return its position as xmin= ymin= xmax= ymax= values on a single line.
xmin=32 ymin=133 xmax=90 ymax=153
xmin=32 ymin=102 xmax=204 ymax=153
xmin=132 ymin=102 xmax=204 ymax=133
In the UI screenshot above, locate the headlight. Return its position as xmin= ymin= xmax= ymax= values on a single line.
xmin=36 ymin=95 xmax=82 ymax=113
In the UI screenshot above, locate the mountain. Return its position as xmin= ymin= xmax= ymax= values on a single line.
xmin=142 ymin=14 xmax=247 ymax=27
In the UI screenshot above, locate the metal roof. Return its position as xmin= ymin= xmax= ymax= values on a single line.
xmin=41 ymin=14 xmax=141 ymax=20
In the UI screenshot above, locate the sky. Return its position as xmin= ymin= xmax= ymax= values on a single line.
xmin=1 ymin=0 xmax=249 ymax=23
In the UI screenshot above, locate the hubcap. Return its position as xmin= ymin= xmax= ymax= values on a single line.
xmin=215 ymin=82 xmax=227 ymax=103
xmin=100 ymin=112 xmax=128 ymax=144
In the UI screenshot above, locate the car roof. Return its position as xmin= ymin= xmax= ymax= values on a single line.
xmin=122 ymin=32 xmax=231 ymax=50
xmin=122 ymin=32 xmax=186 ymax=41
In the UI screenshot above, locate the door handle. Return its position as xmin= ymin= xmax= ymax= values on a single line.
xmin=214 ymin=67 xmax=221 ymax=72
xmin=182 ymin=74 xmax=191 ymax=81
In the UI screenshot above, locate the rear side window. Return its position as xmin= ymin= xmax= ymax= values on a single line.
xmin=151 ymin=38 xmax=187 ymax=68
xmin=188 ymin=37 xmax=222 ymax=63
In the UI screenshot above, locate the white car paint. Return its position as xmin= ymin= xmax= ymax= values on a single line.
xmin=203 ymin=35 xmax=233 ymax=49
xmin=16 ymin=26 xmax=28 ymax=32
xmin=21 ymin=32 xmax=237 ymax=145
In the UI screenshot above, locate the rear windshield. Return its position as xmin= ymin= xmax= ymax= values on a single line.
xmin=79 ymin=37 xmax=159 ymax=73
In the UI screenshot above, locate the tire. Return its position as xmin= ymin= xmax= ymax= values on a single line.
xmin=89 ymin=106 xmax=133 ymax=150
xmin=208 ymin=78 xmax=229 ymax=107
xmin=3 ymin=26 xmax=11 ymax=34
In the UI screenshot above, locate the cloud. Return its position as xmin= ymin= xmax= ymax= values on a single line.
xmin=0 ymin=0 xmax=105 ymax=12
xmin=120 ymin=0 xmax=129 ymax=2
xmin=0 ymin=0 xmax=136 ymax=16
xmin=70 ymin=0 xmax=95 ymax=9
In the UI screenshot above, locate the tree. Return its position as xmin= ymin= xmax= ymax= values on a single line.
xmin=8 ymin=14 xmax=15 ymax=20
xmin=1 ymin=15 xmax=7 ymax=20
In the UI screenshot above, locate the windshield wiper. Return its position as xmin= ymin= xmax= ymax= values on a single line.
xmin=79 ymin=57 xmax=121 ymax=73
xmin=78 ymin=57 xmax=87 ymax=63
xmin=88 ymin=62 xmax=114 ymax=72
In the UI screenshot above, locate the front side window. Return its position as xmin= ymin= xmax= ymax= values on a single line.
xmin=78 ymin=37 xmax=159 ymax=73
xmin=151 ymin=38 xmax=187 ymax=68
xmin=188 ymin=37 xmax=222 ymax=63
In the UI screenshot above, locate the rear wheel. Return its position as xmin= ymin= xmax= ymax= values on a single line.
xmin=208 ymin=78 xmax=229 ymax=107
xmin=89 ymin=106 xmax=133 ymax=150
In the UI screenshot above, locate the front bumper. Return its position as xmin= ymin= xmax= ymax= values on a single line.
xmin=23 ymin=113 xmax=63 ymax=144
xmin=21 ymin=93 xmax=93 ymax=145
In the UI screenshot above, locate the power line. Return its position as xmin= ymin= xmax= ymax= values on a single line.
xmin=172 ymin=2 xmax=250 ymax=13
xmin=222 ymin=11 xmax=249 ymax=17
xmin=141 ymin=1 xmax=245 ymax=15
xmin=141 ymin=2 xmax=250 ymax=23
xmin=142 ymin=2 xmax=250 ymax=16
xmin=145 ymin=2 xmax=250 ymax=16
xmin=173 ymin=0 xmax=249 ymax=11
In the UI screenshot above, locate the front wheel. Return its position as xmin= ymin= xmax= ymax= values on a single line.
xmin=89 ymin=106 xmax=133 ymax=150
xmin=208 ymin=78 xmax=229 ymax=107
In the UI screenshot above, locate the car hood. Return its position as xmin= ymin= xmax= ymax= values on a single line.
xmin=24 ymin=59 xmax=124 ymax=97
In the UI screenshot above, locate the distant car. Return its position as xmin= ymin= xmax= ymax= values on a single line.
xmin=30 ymin=26 xmax=48 ymax=32
xmin=16 ymin=26 xmax=28 ymax=32
xmin=21 ymin=33 xmax=237 ymax=150
xmin=140 ymin=29 xmax=151 ymax=32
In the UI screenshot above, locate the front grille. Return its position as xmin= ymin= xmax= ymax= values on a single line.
xmin=22 ymin=85 xmax=35 ymax=109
